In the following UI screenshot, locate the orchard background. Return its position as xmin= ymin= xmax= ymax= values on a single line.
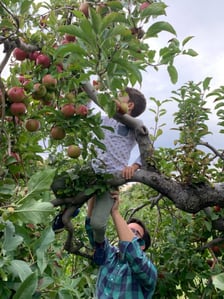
xmin=0 ymin=0 xmax=224 ymax=298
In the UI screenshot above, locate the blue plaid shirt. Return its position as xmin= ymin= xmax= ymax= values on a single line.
xmin=95 ymin=238 xmax=157 ymax=299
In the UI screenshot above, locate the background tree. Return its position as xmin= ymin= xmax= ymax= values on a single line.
xmin=0 ymin=0 xmax=224 ymax=298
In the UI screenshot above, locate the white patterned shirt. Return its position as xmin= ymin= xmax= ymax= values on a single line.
xmin=92 ymin=116 xmax=141 ymax=174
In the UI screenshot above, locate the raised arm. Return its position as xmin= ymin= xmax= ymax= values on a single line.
xmin=110 ymin=192 xmax=136 ymax=241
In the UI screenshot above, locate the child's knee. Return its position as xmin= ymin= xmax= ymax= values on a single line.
xmin=90 ymin=217 xmax=105 ymax=231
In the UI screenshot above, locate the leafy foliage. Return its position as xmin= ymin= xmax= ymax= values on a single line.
xmin=0 ymin=0 xmax=224 ymax=298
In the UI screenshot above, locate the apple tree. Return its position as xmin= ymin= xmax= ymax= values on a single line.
xmin=0 ymin=0 xmax=224 ymax=297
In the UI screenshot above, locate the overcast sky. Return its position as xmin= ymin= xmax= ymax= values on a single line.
xmin=138 ymin=0 xmax=224 ymax=154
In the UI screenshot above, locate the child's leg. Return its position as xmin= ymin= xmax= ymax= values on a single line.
xmin=90 ymin=191 xmax=114 ymax=243
xmin=85 ymin=196 xmax=95 ymax=247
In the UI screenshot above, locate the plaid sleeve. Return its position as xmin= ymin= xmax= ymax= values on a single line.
xmin=119 ymin=238 xmax=157 ymax=292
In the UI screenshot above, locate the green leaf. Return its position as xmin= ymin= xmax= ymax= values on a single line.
xmin=35 ymin=226 xmax=55 ymax=249
xmin=182 ymin=36 xmax=194 ymax=46
xmin=0 ymin=183 xmax=15 ymax=197
xmin=156 ymin=128 xmax=163 ymax=139
xmin=58 ymin=25 xmax=83 ymax=40
xmin=111 ymin=58 xmax=142 ymax=84
xmin=212 ymin=273 xmax=224 ymax=290
xmin=107 ymin=1 xmax=123 ymax=10
xmin=100 ymin=12 xmax=126 ymax=32
xmin=36 ymin=227 xmax=55 ymax=274
xmin=183 ymin=49 xmax=198 ymax=57
xmin=58 ymin=289 xmax=74 ymax=299
xmin=109 ymin=24 xmax=130 ymax=38
xmin=12 ymin=272 xmax=38 ymax=299
xmin=89 ymin=7 xmax=101 ymax=34
xmin=79 ymin=18 xmax=97 ymax=47
xmin=203 ymin=77 xmax=212 ymax=90
xmin=20 ymin=0 xmax=32 ymax=14
xmin=16 ymin=201 xmax=54 ymax=224
xmin=7 ymin=260 xmax=32 ymax=281
xmin=37 ymin=276 xmax=54 ymax=290
xmin=204 ymin=220 xmax=212 ymax=231
xmin=3 ymin=221 xmax=23 ymax=252
xmin=167 ymin=65 xmax=178 ymax=84
xmin=215 ymin=97 xmax=224 ymax=104
xmin=217 ymin=121 xmax=224 ymax=127
xmin=146 ymin=21 xmax=176 ymax=38
xmin=26 ymin=168 xmax=56 ymax=198
xmin=141 ymin=2 xmax=167 ymax=18
xmin=55 ymin=43 xmax=88 ymax=59
xmin=217 ymin=109 xmax=224 ymax=116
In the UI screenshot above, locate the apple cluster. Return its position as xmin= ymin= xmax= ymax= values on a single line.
xmin=5 ymin=43 xmax=90 ymax=160
xmin=6 ymin=47 xmax=54 ymax=127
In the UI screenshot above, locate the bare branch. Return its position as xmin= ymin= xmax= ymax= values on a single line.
xmin=199 ymin=237 xmax=224 ymax=251
xmin=199 ymin=141 xmax=224 ymax=160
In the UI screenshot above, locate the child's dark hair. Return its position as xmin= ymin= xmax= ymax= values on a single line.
xmin=125 ymin=87 xmax=146 ymax=117
xmin=127 ymin=217 xmax=151 ymax=251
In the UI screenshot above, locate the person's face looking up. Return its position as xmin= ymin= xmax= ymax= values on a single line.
xmin=128 ymin=222 xmax=145 ymax=251
xmin=117 ymin=93 xmax=134 ymax=115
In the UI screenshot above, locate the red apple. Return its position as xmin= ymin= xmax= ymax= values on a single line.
xmin=93 ymin=80 xmax=101 ymax=90
xmin=50 ymin=126 xmax=66 ymax=140
xmin=7 ymin=87 xmax=26 ymax=103
xmin=29 ymin=51 xmax=40 ymax=61
xmin=25 ymin=119 xmax=40 ymax=132
xmin=39 ymin=15 xmax=48 ymax=28
xmin=140 ymin=2 xmax=150 ymax=11
xmin=42 ymin=74 xmax=57 ymax=90
xmin=18 ymin=75 xmax=26 ymax=84
xmin=79 ymin=2 xmax=89 ymax=17
xmin=61 ymin=39 xmax=70 ymax=45
xmin=131 ymin=27 xmax=144 ymax=39
xmin=64 ymin=34 xmax=76 ymax=42
xmin=214 ymin=205 xmax=221 ymax=212
xmin=36 ymin=54 xmax=51 ymax=68
xmin=13 ymin=48 xmax=28 ymax=61
xmin=26 ymin=223 xmax=35 ymax=230
xmin=67 ymin=145 xmax=81 ymax=158
xmin=206 ymin=259 xmax=214 ymax=267
xmin=10 ymin=102 xmax=26 ymax=116
xmin=211 ymin=245 xmax=220 ymax=254
xmin=56 ymin=63 xmax=63 ymax=73
xmin=23 ymin=79 xmax=32 ymax=91
xmin=61 ymin=103 xmax=76 ymax=117
xmin=76 ymin=104 xmax=88 ymax=116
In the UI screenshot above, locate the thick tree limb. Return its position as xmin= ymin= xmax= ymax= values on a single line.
xmin=51 ymin=168 xmax=224 ymax=253
xmin=124 ymin=170 xmax=224 ymax=212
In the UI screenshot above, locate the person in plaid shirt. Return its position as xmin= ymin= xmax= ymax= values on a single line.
xmin=86 ymin=191 xmax=157 ymax=299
